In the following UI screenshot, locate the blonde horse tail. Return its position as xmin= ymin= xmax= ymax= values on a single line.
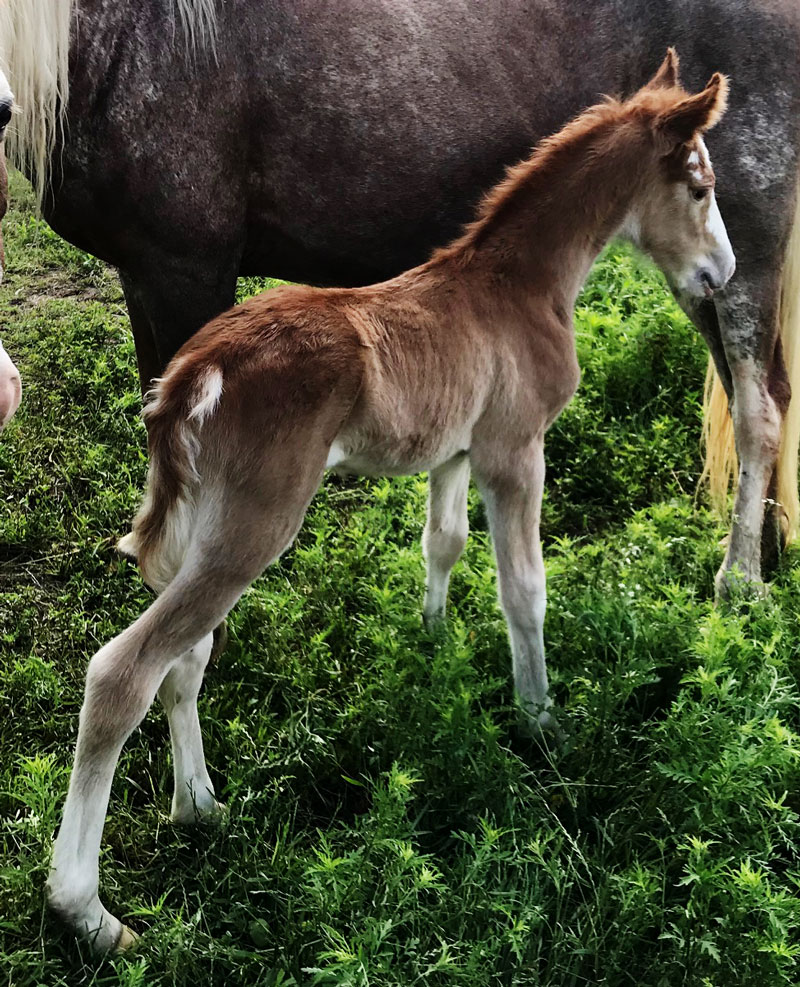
xmin=0 ymin=0 xmax=218 ymax=210
xmin=0 ymin=0 xmax=72 ymax=207
xmin=776 ymin=183 xmax=800 ymax=542
xmin=701 ymin=362 xmax=736 ymax=518
xmin=702 ymin=175 xmax=800 ymax=543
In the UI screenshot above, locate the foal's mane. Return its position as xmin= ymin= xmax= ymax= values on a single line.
xmin=431 ymin=90 xmax=675 ymax=266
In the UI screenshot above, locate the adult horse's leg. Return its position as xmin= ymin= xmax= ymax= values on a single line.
xmin=690 ymin=263 xmax=788 ymax=595
xmin=473 ymin=439 xmax=554 ymax=732
xmin=119 ymin=263 xmax=239 ymax=658
xmin=681 ymin=295 xmax=786 ymax=580
xmin=119 ymin=275 xmax=162 ymax=399
xmin=119 ymin=259 xmax=239 ymax=396
xmin=713 ymin=276 xmax=789 ymax=594
xmin=422 ymin=452 xmax=471 ymax=628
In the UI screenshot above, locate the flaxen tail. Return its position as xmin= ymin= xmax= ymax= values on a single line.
xmin=118 ymin=362 xmax=223 ymax=592
xmin=702 ymin=174 xmax=800 ymax=542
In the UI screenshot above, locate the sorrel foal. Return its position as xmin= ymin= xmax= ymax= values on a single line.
xmin=49 ymin=52 xmax=734 ymax=950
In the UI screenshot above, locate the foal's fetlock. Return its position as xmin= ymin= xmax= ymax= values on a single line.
xmin=116 ymin=531 xmax=137 ymax=560
xmin=47 ymin=883 xmax=128 ymax=954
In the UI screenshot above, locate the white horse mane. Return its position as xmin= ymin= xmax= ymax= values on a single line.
xmin=0 ymin=0 xmax=218 ymax=207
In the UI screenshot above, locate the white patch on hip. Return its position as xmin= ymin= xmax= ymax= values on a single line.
xmin=188 ymin=367 xmax=223 ymax=423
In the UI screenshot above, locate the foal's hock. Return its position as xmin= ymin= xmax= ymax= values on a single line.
xmin=48 ymin=52 xmax=734 ymax=951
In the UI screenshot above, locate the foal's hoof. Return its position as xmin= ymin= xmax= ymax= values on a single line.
xmin=116 ymin=924 xmax=140 ymax=953
xmin=422 ymin=610 xmax=447 ymax=635
xmin=210 ymin=620 xmax=229 ymax=663
xmin=518 ymin=705 xmax=567 ymax=747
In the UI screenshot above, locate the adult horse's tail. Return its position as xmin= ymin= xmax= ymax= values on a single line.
xmin=0 ymin=0 xmax=217 ymax=207
xmin=702 ymin=176 xmax=800 ymax=542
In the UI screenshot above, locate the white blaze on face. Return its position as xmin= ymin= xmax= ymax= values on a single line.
xmin=694 ymin=138 xmax=735 ymax=286
xmin=635 ymin=134 xmax=737 ymax=302
xmin=188 ymin=366 xmax=224 ymax=423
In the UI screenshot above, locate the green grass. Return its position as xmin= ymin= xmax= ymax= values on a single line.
xmin=3 ymin=170 xmax=800 ymax=986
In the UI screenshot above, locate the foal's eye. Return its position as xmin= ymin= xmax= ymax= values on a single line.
xmin=691 ymin=187 xmax=709 ymax=202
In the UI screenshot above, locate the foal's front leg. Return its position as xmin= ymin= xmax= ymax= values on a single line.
xmin=422 ymin=453 xmax=471 ymax=628
xmin=474 ymin=440 xmax=556 ymax=732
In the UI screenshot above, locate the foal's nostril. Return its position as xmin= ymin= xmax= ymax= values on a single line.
xmin=0 ymin=101 xmax=11 ymax=130
xmin=699 ymin=269 xmax=720 ymax=298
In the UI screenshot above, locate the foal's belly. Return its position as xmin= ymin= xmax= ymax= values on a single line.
xmin=326 ymin=427 xmax=472 ymax=478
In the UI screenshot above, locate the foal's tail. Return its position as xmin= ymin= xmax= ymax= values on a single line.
xmin=120 ymin=360 xmax=223 ymax=592
xmin=702 ymin=175 xmax=800 ymax=542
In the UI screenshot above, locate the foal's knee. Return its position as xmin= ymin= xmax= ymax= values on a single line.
xmin=423 ymin=518 xmax=468 ymax=572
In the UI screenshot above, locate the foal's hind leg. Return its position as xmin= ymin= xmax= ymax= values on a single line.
xmin=158 ymin=633 xmax=223 ymax=824
xmin=422 ymin=452 xmax=471 ymax=628
xmin=47 ymin=585 xmax=241 ymax=952
xmin=49 ymin=474 xmax=325 ymax=950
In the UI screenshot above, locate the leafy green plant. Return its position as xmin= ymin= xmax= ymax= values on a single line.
xmin=2 ymin=170 xmax=800 ymax=986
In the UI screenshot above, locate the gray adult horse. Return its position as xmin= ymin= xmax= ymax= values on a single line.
xmin=1 ymin=0 xmax=799 ymax=593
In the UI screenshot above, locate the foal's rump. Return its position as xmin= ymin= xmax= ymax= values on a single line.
xmin=126 ymin=304 xmax=365 ymax=592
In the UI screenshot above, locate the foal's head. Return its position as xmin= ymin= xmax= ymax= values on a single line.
xmin=622 ymin=49 xmax=735 ymax=301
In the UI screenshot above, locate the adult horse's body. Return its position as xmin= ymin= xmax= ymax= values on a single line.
xmin=1 ymin=0 xmax=799 ymax=587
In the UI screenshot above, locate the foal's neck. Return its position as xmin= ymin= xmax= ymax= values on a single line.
xmin=441 ymin=112 xmax=650 ymax=320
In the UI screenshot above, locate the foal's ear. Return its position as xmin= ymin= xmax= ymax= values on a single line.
xmin=646 ymin=48 xmax=680 ymax=90
xmin=655 ymin=72 xmax=729 ymax=150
